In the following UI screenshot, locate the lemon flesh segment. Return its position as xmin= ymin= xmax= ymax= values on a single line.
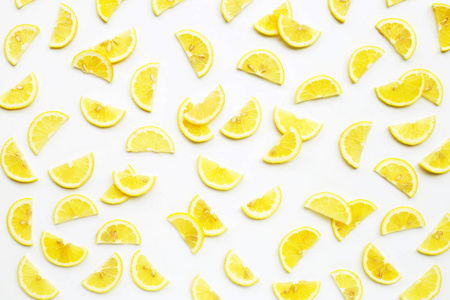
xmin=131 ymin=250 xmax=169 ymax=291
xmin=131 ymin=63 xmax=159 ymax=112
xmin=304 ymin=192 xmax=352 ymax=224
xmin=224 ymin=250 xmax=258 ymax=286
xmin=92 ymin=28 xmax=136 ymax=63
xmin=28 ymin=111 xmax=69 ymax=155
xmin=331 ymin=269 xmax=363 ymax=300
xmin=101 ymin=165 xmax=134 ymax=204
xmin=349 ymin=46 xmax=384 ymax=83
xmin=189 ymin=195 xmax=227 ymax=236
xmin=339 ymin=121 xmax=372 ymax=168
xmin=418 ymin=213 xmax=450 ymax=255
xmin=221 ymin=0 xmax=253 ymax=22
xmin=197 ymin=155 xmax=243 ymax=191
xmin=40 ymin=231 xmax=88 ymax=267
xmin=254 ymin=1 xmax=292 ymax=36
xmin=1 ymin=138 xmax=37 ymax=183
xmin=381 ymin=206 xmax=425 ymax=236
xmin=176 ymin=29 xmax=213 ymax=78
xmin=96 ymin=0 xmax=123 ymax=22
xmin=295 ymin=75 xmax=342 ymax=103
xmin=273 ymin=107 xmax=322 ymax=141
xmin=152 ymin=0 xmax=184 ymax=16
xmin=273 ymin=281 xmax=320 ymax=300
xmin=376 ymin=73 xmax=424 ymax=107
xmin=112 ymin=170 xmax=156 ymax=197
xmin=72 ymin=50 xmax=113 ymax=82
xmin=167 ymin=213 xmax=204 ymax=254
xmin=242 ymin=186 xmax=282 ymax=220
xmin=376 ymin=18 xmax=416 ymax=60
xmin=237 ymin=49 xmax=285 ymax=84
xmin=220 ymin=97 xmax=262 ymax=139
xmin=389 ymin=116 xmax=435 ymax=146
xmin=387 ymin=0 xmax=406 ymax=6
xmin=400 ymin=265 xmax=442 ymax=300
xmin=329 ymin=0 xmax=351 ymax=23
xmin=7 ymin=198 xmax=32 ymax=246
xmin=49 ymin=4 xmax=77 ymax=49
xmin=80 ymin=96 xmax=125 ymax=128
xmin=263 ymin=126 xmax=302 ymax=164
xmin=82 ymin=253 xmax=123 ymax=293
xmin=332 ymin=199 xmax=377 ymax=241
xmin=48 ymin=153 xmax=94 ymax=188
xmin=0 ymin=72 xmax=38 ymax=110
xmin=96 ymin=219 xmax=141 ymax=244
xmin=374 ymin=158 xmax=418 ymax=198
xmin=433 ymin=3 xmax=450 ymax=52
xmin=4 ymin=24 xmax=39 ymax=66
xmin=126 ymin=126 xmax=175 ymax=153
xmin=178 ymin=98 xmax=214 ymax=142
xmin=53 ymin=194 xmax=98 ymax=224
xmin=192 ymin=275 xmax=221 ymax=300
xmin=183 ymin=86 xmax=225 ymax=125
xmin=15 ymin=0 xmax=36 ymax=9
xmin=18 ymin=256 xmax=58 ymax=300
xmin=420 ymin=138 xmax=450 ymax=174
xmin=278 ymin=15 xmax=321 ymax=48
xmin=279 ymin=227 xmax=320 ymax=273
xmin=363 ymin=243 xmax=401 ymax=284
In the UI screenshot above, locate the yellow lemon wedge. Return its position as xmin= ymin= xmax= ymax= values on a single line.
xmin=49 ymin=4 xmax=77 ymax=49
xmin=28 ymin=111 xmax=68 ymax=155
xmin=92 ymin=28 xmax=136 ymax=63
xmin=304 ymin=192 xmax=352 ymax=224
xmin=237 ymin=49 xmax=285 ymax=84
xmin=53 ymin=194 xmax=98 ymax=224
xmin=100 ymin=165 xmax=134 ymax=204
xmin=112 ymin=169 xmax=156 ymax=196
xmin=331 ymin=269 xmax=363 ymax=300
xmin=80 ymin=96 xmax=125 ymax=128
xmin=40 ymin=230 xmax=88 ymax=267
xmin=130 ymin=63 xmax=159 ymax=112
xmin=1 ymin=138 xmax=37 ymax=183
xmin=96 ymin=0 xmax=124 ymax=22
xmin=329 ymin=0 xmax=352 ymax=23
xmin=273 ymin=280 xmax=320 ymax=300
xmin=0 ymin=72 xmax=38 ymax=110
xmin=178 ymin=98 xmax=214 ymax=143
xmin=167 ymin=212 xmax=204 ymax=254
xmin=4 ymin=24 xmax=39 ymax=66
xmin=220 ymin=97 xmax=262 ymax=139
xmin=375 ymin=71 xmax=424 ymax=107
xmin=363 ymin=243 xmax=401 ymax=284
xmin=273 ymin=107 xmax=322 ymax=141
xmin=7 ymin=198 xmax=32 ymax=246
xmin=197 ymin=155 xmax=243 ymax=191
xmin=189 ymin=195 xmax=227 ymax=236
xmin=72 ymin=50 xmax=113 ymax=82
xmin=82 ymin=253 xmax=123 ymax=293
xmin=96 ymin=219 xmax=141 ymax=244
xmin=152 ymin=0 xmax=185 ymax=16
xmin=18 ymin=256 xmax=58 ymax=300
xmin=348 ymin=46 xmax=384 ymax=83
xmin=339 ymin=121 xmax=372 ymax=168
xmin=221 ymin=0 xmax=253 ymax=22
xmin=295 ymin=75 xmax=342 ymax=103
xmin=387 ymin=0 xmax=407 ymax=6
xmin=400 ymin=265 xmax=442 ymax=300
xmin=433 ymin=3 xmax=450 ymax=52
xmin=241 ymin=186 xmax=282 ymax=220
xmin=176 ymin=29 xmax=213 ymax=78
xmin=400 ymin=69 xmax=443 ymax=105
xmin=389 ymin=116 xmax=435 ymax=146
xmin=131 ymin=250 xmax=169 ymax=291
xmin=374 ymin=158 xmax=418 ymax=198
xmin=192 ymin=275 xmax=222 ymax=300
xmin=254 ymin=1 xmax=292 ymax=36
xmin=224 ymin=249 xmax=258 ymax=286
xmin=263 ymin=126 xmax=302 ymax=164
xmin=126 ymin=126 xmax=175 ymax=153
xmin=15 ymin=0 xmax=36 ymax=8
xmin=376 ymin=18 xmax=416 ymax=59
xmin=48 ymin=153 xmax=94 ymax=189
xmin=278 ymin=15 xmax=321 ymax=48
xmin=381 ymin=206 xmax=425 ymax=235
xmin=420 ymin=138 xmax=450 ymax=174
xmin=418 ymin=213 xmax=450 ymax=255
xmin=183 ymin=86 xmax=225 ymax=125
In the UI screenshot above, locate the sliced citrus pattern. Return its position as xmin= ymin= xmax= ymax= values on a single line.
xmin=339 ymin=121 xmax=372 ymax=168
xmin=329 ymin=0 xmax=352 ymax=23
xmin=82 ymin=253 xmax=123 ymax=293
xmin=224 ymin=249 xmax=258 ymax=286
xmin=432 ymin=3 xmax=450 ymax=52
xmin=400 ymin=265 xmax=441 ymax=300
xmin=152 ymin=0 xmax=185 ymax=16
xmin=178 ymin=98 xmax=214 ymax=143
xmin=381 ymin=207 xmax=425 ymax=235
xmin=376 ymin=18 xmax=416 ymax=59
xmin=183 ymin=86 xmax=225 ymax=125
xmin=0 ymin=72 xmax=38 ymax=110
xmin=1 ymin=138 xmax=37 ymax=183
xmin=92 ymin=28 xmax=136 ymax=63
xmin=176 ymin=29 xmax=213 ymax=78
xmin=278 ymin=15 xmax=321 ymax=48
xmin=304 ymin=192 xmax=351 ymax=224
xmin=112 ymin=169 xmax=156 ymax=196
xmin=167 ymin=212 xmax=204 ymax=254
xmin=375 ymin=72 xmax=424 ymax=107
xmin=418 ymin=213 xmax=450 ymax=255
xmin=192 ymin=275 xmax=221 ymax=300
xmin=263 ymin=126 xmax=302 ymax=164
xmin=242 ymin=186 xmax=282 ymax=220
xmin=189 ymin=195 xmax=227 ymax=236
xmin=254 ymin=1 xmax=292 ymax=36
xmin=4 ymin=24 xmax=39 ymax=66
xmin=363 ymin=243 xmax=401 ymax=284
xmin=40 ymin=230 xmax=88 ymax=267
xmin=349 ymin=46 xmax=384 ymax=83
xmin=126 ymin=126 xmax=175 ymax=153
xmin=28 ymin=111 xmax=68 ymax=155
xmin=7 ymin=198 xmax=32 ymax=246
xmin=197 ymin=155 xmax=243 ymax=191
xmin=130 ymin=63 xmax=159 ymax=112
xmin=18 ymin=256 xmax=58 ymax=300
xmin=221 ymin=0 xmax=253 ymax=22
xmin=48 ymin=153 xmax=94 ymax=189
xmin=96 ymin=219 xmax=141 ymax=244
xmin=80 ymin=96 xmax=125 ymax=128
xmin=331 ymin=269 xmax=363 ymax=300
xmin=400 ymin=69 xmax=443 ymax=105
xmin=49 ymin=4 xmax=77 ymax=49
xmin=389 ymin=116 xmax=435 ymax=146
xmin=53 ymin=194 xmax=98 ymax=224
xmin=273 ymin=280 xmax=321 ymax=300
xmin=237 ymin=49 xmax=284 ymax=84
xmin=131 ymin=250 xmax=169 ymax=291
xmin=295 ymin=75 xmax=342 ymax=103
xmin=274 ymin=107 xmax=322 ymax=141
xmin=100 ymin=165 xmax=134 ymax=204
xmin=72 ymin=50 xmax=113 ymax=82
xmin=420 ymin=138 xmax=450 ymax=174
xmin=374 ymin=158 xmax=418 ymax=198
xmin=96 ymin=0 xmax=124 ymax=22
xmin=220 ymin=97 xmax=262 ymax=139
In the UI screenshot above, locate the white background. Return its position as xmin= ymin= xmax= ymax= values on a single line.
xmin=0 ymin=0 xmax=449 ymax=299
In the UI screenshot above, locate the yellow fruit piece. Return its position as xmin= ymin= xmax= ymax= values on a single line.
xmin=381 ymin=206 xmax=425 ymax=235
xmin=295 ymin=75 xmax=342 ymax=103
xmin=53 ymin=194 xmax=98 ymax=224
xmin=254 ymin=1 xmax=292 ymax=36
xmin=15 ymin=0 xmax=36 ymax=9
xmin=189 ymin=195 xmax=227 ymax=236
xmin=273 ymin=280 xmax=320 ymax=300
xmin=224 ymin=250 xmax=258 ymax=286
xmin=348 ymin=46 xmax=384 ymax=83
xmin=418 ymin=213 xmax=450 ymax=255
xmin=96 ymin=0 xmax=123 ymax=22
xmin=18 ymin=256 xmax=58 ymax=300
xmin=176 ymin=29 xmax=213 ymax=78
xmin=167 ymin=212 xmax=204 ymax=254
xmin=237 ymin=49 xmax=285 ymax=85
xmin=100 ymin=165 xmax=134 ymax=204
xmin=263 ymin=126 xmax=302 ymax=164
xmin=131 ymin=250 xmax=168 ymax=291
xmin=363 ymin=243 xmax=401 ymax=284
xmin=420 ymin=138 xmax=450 ymax=174
xmin=192 ymin=275 xmax=221 ymax=300
xmin=126 ymin=126 xmax=175 ymax=153
xmin=279 ymin=227 xmax=320 ymax=273
xmin=48 ymin=153 xmax=94 ymax=189
xmin=130 ymin=63 xmax=159 ymax=112
xmin=221 ymin=0 xmax=253 ymax=22
xmin=92 ymin=28 xmax=136 ymax=63
xmin=49 ymin=4 xmax=77 ymax=49
xmin=273 ymin=107 xmax=322 ymax=141
xmin=329 ymin=0 xmax=351 ymax=23
xmin=152 ymin=0 xmax=184 ymax=16
xmin=4 ymin=24 xmax=39 ymax=66
xmin=220 ymin=97 xmax=262 ymax=139
xmin=183 ymin=86 xmax=225 ymax=125
xmin=387 ymin=0 xmax=406 ymax=6
xmin=80 ymin=96 xmax=125 ymax=128
xmin=0 ymin=72 xmax=38 ymax=110
xmin=339 ymin=121 xmax=372 ymax=168
xmin=389 ymin=116 xmax=435 ymax=146
xmin=376 ymin=18 xmax=416 ymax=60
xmin=242 ymin=186 xmax=282 ymax=220
xmin=375 ymin=72 xmax=424 ymax=107
xmin=96 ymin=219 xmax=141 ymax=244
xmin=304 ymin=192 xmax=351 ymax=224
xmin=82 ymin=253 xmax=123 ymax=293
xmin=72 ymin=50 xmax=113 ymax=82
xmin=400 ymin=69 xmax=443 ymax=105
xmin=7 ymin=198 xmax=32 ymax=246
xmin=401 ymin=265 xmax=441 ymax=300
xmin=112 ymin=169 xmax=156 ymax=197
xmin=278 ymin=15 xmax=321 ymax=48
xmin=374 ymin=158 xmax=418 ymax=198
xmin=197 ymin=155 xmax=243 ymax=191
xmin=178 ymin=98 xmax=214 ymax=142
xmin=28 ymin=111 xmax=69 ymax=155
xmin=332 ymin=199 xmax=377 ymax=241
xmin=331 ymin=269 xmax=363 ymax=300
xmin=1 ymin=138 xmax=37 ymax=183
xmin=433 ymin=3 xmax=450 ymax=52
xmin=40 ymin=230 xmax=88 ymax=267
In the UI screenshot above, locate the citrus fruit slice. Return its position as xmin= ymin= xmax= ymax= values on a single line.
xmin=28 ymin=111 xmax=68 ymax=155
xmin=224 ymin=250 xmax=258 ymax=286
xmin=376 ymin=18 xmax=416 ymax=60
xmin=189 ymin=195 xmax=227 ymax=236
xmin=18 ymin=256 xmax=58 ymax=300
xmin=49 ymin=4 xmax=77 ymax=49
xmin=381 ymin=206 xmax=425 ymax=235
xmin=131 ymin=250 xmax=169 ymax=291
xmin=176 ymin=29 xmax=213 ymax=78
xmin=152 ymin=0 xmax=185 ymax=16
xmin=348 ymin=46 xmax=384 ymax=83
xmin=130 ymin=63 xmax=159 ymax=112
xmin=0 ymin=72 xmax=38 ymax=109
xmin=221 ymin=0 xmax=253 ymax=22
xmin=400 ymin=265 xmax=442 ymax=300
xmin=242 ymin=186 xmax=282 ymax=220
xmin=82 ymin=253 xmax=123 ymax=293
xmin=183 ymin=86 xmax=225 ymax=125
xmin=1 ymin=138 xmax=37 ymax=183
xmin=7 ymin=198 xmax=32 ymax=246
xmin=15 ymin=0 xmax=36 ymax=8
xmin=304 ymin=192 xmax=351 ymax=224
xmin=40 ymin=230 xmax=88 ymax=267
xmin=101 ymin=165 xmax=134 ymax=204
xmin=331 ymin=269 xmax=363 ymax=300
xmin=339 ymin=121 xmax=372 ymax=168
xmin=433 ymin=3 xmax=450 ymax=52
xmin=126 ymin=126 xmax=175 ymax=153
xmin=295 ymin=75 xmax=342 ymax=103
xmin=80 ymin=96 xmax=125 ymax=128
xmin=96 ymin=0 xmax=124 ymax=22
xmin=92 ymin=28 xmax=136 ymax=63
xmin=197 ymin=155 xmax=243 ymax=190
xmin=417 ymin=213 xmax=450 ymax=255
xmin=374 ymin=158 xmax=418 ymax=198
xmin=4 ymin=24 xmax=39 ymax=66
xmin=96 ymin=219 xmax=141 ymax=244
xmin=278 ymin=15 xmax=321 ymax=48
xmin=420 ymin=138 xmax=450 ymax=174
xmin=178 ymin=98 xmax=213 ymax=142
xmin=375 ymin=72 xmax=424 ymax=107
xmin=72 ymin=50 xmax=113 ymax=82
xmin=389 ymin=116 xmax=435 ymax=146
xmin=254 ymin=1 xmax=292 ymax=36
xmin=192 ymin=275 xmax=221 ymax=300
xmin=400 ymin=69 xmax=443 ymax=105
xmin=53 ymin=194 xmax=98 ymax=224
xmin=48 ymin=153 xmax=94 ymax=188
xmin=263 ymin=126 xmax=302 ymax=164
xmin=237 ymin=49 xmax=284 ymax=84
xmin=167 ymin=212 xmax=204 ymax=254
xmin=387 ymin=0 xmax=406 ymax=7
xmin=363 ymin=243 xmax=401 ymax=284
xmin=273 ymin=280 xmax=320 ymax=300
xmin=329 ymin=0 xmax=352 ymax=23
xmin=273 ymin=107 xmax=322 ymax=141
xmin=220 ymin=97 xmax=262 ymax=139
xmin=112 ymin=169 xmax=156 ymax=196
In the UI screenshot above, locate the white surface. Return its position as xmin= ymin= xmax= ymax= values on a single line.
xmin=0 ymin=0 xmax=449 ymax=299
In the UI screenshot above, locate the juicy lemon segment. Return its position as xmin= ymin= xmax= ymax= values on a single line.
xmin=304 ymin=192 xmax=351 ymax=224
xmin=96 ymin=0 xmax=123 ymax=22
xmin=339 ymin=121 xmax=372 ymax=168
xmin=7 ymin=198 xmax=32 ymax=246
xmin=167 ymin=213 xmax=204 ymax=254
xmin=381 ymin=207 xmax=425 ymax=235
xmin=389 ymin=116 xmax=435 ymax=146
xmin=374 ymin=158 xmax=418 ymax=198
xmin=273 ymin=281 xmax=321 ymax=300
xmin=40 ymin=231 xmax=88 ymax=267
xmin=329 ymin=0 xmax=351 ymax=23
xmin=273 ymin=107 xmax=322 ymax=141
xmin=28 ymin=111 xmax=68 ymax=155
xmin=220 ymin=98 xmax=262 ymax=139
xmin=331 ymin=269 xmax=363 ymax=300
xmin=48 ymin=153 xmax=94 ymax=189
xmin=400 ymin=69 xmax=443 ymax=105
xmin=295 ymin=75 xmax=342 ymax=103
xmin=96 ymin=220 xmax=141 ymax=244
xmin=400 ymin=265 xmax=442 ymax=300
xmin=18 ymin=256 xmax=58 ymax=300
xmin=221 ymin=0 xmax=253 ymax=22
xmin=92 ymin=28 xmax=136 ymax=63
xmin=420 ymin=138 xmax=450 ymax=174
xmin=376 ymin=18 xmax=416 ymax=59
xmin=80 ymin=96 xmax=125 ymax=128
xmin=126 ymin=126 xmax=175 ymax=153
xmin=1 ymin=138 xmax=37 ymax=183
xmin=53 ymin=194 xmax=98 ymax=224
xmin=112 ymin=170 xmax=156 ymax=196
xmin=189 ymin=195 xmax=227 ymax=236
xmin=418 ymin=213 xmax=450 ymax=255
xmin=130 ymin=63 xmax=159 ymax=112
xmin=131 ymin=250 xmax=169 ymax=291
xmin=192 ymin=275 xmax=221 ymax=300
xmin=178 ymin=98 xmax=214 ymax=142
xmin=82 ymin=253 xmax=123 ymax=293
xmin=49 ymin=4 xmax=77 ymax=49
xmin=375 ymin=72 xmax=424 ymax=107
xmin=278 ymin=15 xmax=321 ymax=48
xmin=224 ymin=250 xmax=258 ymax=286
xmin=152 ymin=0 xmax=184 ymax=16
xmin=433 ymin=3 xmax=450 ymax=52
xmin=15 ymin=0 xmax=36 ymax=8
xmin=242 ymin=186 xmax=282 ymax=220
xmin=4 ymin=24 xmax=39 ymax=66
xmin=387 ymin=0 xmax=406 ymax=6
xmin=72 ymin=50 xmax=113 ymax=82
xmin=197 ymin=156 xmax=243 ymax=191
xmin=176 ymin=29 xmax=213 ymax=78
xmin=183 ymin=86 xmax=225 ymax=125
xmin=237 ymin=49 xmax=285 ymax=84
xmin=254 ymin=1 xmax=292 ymax=36
xmin=0 ymin=73 xmax=38 ymax=110
xmin=332 ymin=200 xmax=377 ymax=241
xmin=263 ymin=126 xmax=302 ymax=164
xmin=363 ymin=243 xmax=401 ymax=284
xmin=279 ymin=227 xmax=320 ymax=273
xmin=101 ymin=165 xmax=134 ymax=204
xmin=349 ymin=46 xmax=384 ymax=83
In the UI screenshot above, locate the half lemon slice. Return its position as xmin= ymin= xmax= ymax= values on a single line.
xmin=197 ymin=155 xmax=243 ymax=191
xmin=18 ymin=256 xmax=58 ymax=300
xmin=176 ymin=29 xmax=213 ymax=78
xmin=82 ymin=253 xmax=123 ymax=293
xmin=237 ymin=49 xmax=285 ymax=85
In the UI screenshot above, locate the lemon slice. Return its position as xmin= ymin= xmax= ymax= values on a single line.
xmin=402 ymin=69 xmax=443 ymax=105
xmin=18 ymin=256 xmax=58 ymax=300
xmin=53 ymin=194 xmax=98 ymax=224
xmin=48 ymin=153 xmax=94 ymax=189
xmin=189 ymin=195 xmax=227 ymax=236
xmin=295 ymin=75 xmax=342 ymax=103
xmin=183 ymin=86 xmax=225 ymax=125
xmin=82 ymin=253 xmax=123 ymax=293
xmin=131 ymin=250 xmax=169 ymax=291
xmin=152 ymin=0 xmax=185 ymax=16
xmin=273 ymin=280 xmax=320 ymax=300
xmin=332 ymin=199 xmax=377 ymax=241
xmin=242 ymin=186 xmax=281 ymax=220
xmin=348 ymin=46 xmax=384 ymax=83
xmin=433 ymin=3 xmax=450 ymax=52
xmin=273 ymin=107 xmax=322 ymax=141
xmin=279 ymin=227 xmax=320 ymax=273
xmin=224 ymin=249 xmax=258 ymax=286
xmin=278 ymin=15 xmax=321 ymax=48
xmin=420 ymin=138 xmax=450 ymax=174
xmin=130 ymin=63 xmax=159 ymax=112
xmin=254 ymin=1 xmax=292 ymax=36
xmin=374 ymin=158 xmax=418 ymax=198
xmin=4 ymin=24 xmax=39 ymax=66
xmin=7 ymin=198 xmax=32 ymax=246
xmin=304 ymin=192 xmax=351 ymax=224
xmin=49 ymin=4 xmax=77 ymax=49
xmin=401 ymin=265 xmax=442 ymax=300
xmin=72 ymin=50 xmax=113 ymax=82
xmin=376 ymin=18 xmax=416 ymax=60
xmin=363 ymin=242 xmax=401 ymax=284
xmin=167 ymin=212 xmax=204 ymax=254
xmin=178 ymin=98 xmax=214 ymax=143
xmin=220 ymin=97 xmax=262 ymax=139
xmin=381 ymin=206 xmax=425 ymax=236
xmin=329 ymin=0 xmax=352 ymax=23
xmin=28 ymin=111 xmax=68 ymax=155
xmin=96 ymin=0 xmax=123 ymax=22
xmin=176 ymin=29 xmax=213 ymax=78
xmin=331 ymin=269 xmax=363 ymax=300
xmin=197 ymin=155 xmax=243 ymax=191
xmin=113 ymin=169 xmax=156 ymax=196
xmin=418 ymin=213 xmax=450 ymax=255
xmin=41 ymin=230 xmax=88 ymax=267
xmin=80 ymin=96 xmax=125 ymax=128
xmin=0 ymin=73 xmax=38 ymax=110
xmin=387 ymin=0 xmax=406 ymax=6
xmin=1 ymin=138 xmax=37 ymax=183
xmin=101 ymin=165 xmax=134 ymax=204
xmin=92 ymin=28 xmax=136 ymax=63
xmin=126 ymin=126 xmax=175 ymax=153
xmin=339 ymin=121 xmax=372 ymax=168
xmin=96 ymin=219 xmax=141 ymax=244
xmin=15 ymin=0 xmax=36 ymax=9
xmin=192 ymin=275 xmax=221 ymax=300
xmin=263 ymin=126 xmax=302 ymax=164
xmin=221 ymin=0 xmax=253 ymax=22
xmin=389 ymin=116 xmax=435 ymax=146
xmin=375 ymin=72 xmax=424 ymax=107
xmin=237 ymin=49 xmax=285 ymax=84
